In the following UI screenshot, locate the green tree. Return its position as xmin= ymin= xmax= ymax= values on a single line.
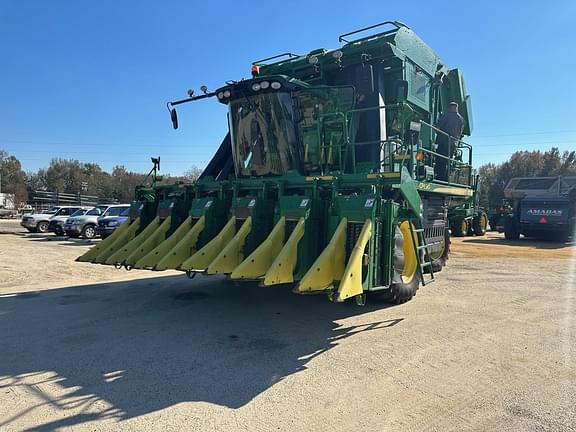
xmin=0 ymin=149 xmax=28 ymax=204
xmin=478 ymin=147 xmax=576 ymax=208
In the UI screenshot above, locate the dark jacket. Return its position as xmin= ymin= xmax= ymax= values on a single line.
xmin=435 ymin=111 xmax=464 ymax=147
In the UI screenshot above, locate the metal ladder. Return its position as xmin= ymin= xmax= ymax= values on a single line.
xmin=408 ymin=218 xmax=435 ymax=286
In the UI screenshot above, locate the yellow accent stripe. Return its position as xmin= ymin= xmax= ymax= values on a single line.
xmin=430 ymin=187 xmax=474 ymax=197
xmin=366 ymin=172 xmax=401 ymax=179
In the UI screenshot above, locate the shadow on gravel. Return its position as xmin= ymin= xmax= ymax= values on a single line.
xmin=0 ymin=275 xmax=402 ymax=430
xmin=462 ymin=236 xmax=573 ymax=249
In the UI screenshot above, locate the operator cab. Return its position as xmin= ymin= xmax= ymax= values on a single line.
xmin=215 ymin=76 xmax=355 ymax=177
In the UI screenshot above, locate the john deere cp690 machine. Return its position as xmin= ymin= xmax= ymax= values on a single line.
xmin=78 ymin=21 xmax=476 ymax=305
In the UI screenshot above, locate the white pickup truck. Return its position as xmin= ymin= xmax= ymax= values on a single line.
xmin=20 ymin=206 xmax=86 ymax=233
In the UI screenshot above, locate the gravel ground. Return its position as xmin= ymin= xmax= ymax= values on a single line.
xmin=0 ymin=219 xmax=574 ymax=431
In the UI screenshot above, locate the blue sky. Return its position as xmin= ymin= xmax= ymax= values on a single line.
xmin=1 ymin=1 xmax=575 ymax=175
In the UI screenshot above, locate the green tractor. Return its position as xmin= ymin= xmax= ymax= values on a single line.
xmin=488 ymin=199 xmax=513 ymax=232
xmin=447 ymin=175 xmax=488 ymax=237
xmin=78 ymin=21 xmax=477 ymax=305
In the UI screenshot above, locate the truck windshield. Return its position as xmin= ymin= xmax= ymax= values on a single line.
xmin=45 ymin=207 xmax=59 ymax=214
xmin=229 ymin=92 xmax=300 ymax=176
xmin=71 ymin=209 xmax=86 ymax=217
xmin=105 ymin=206 xmax=129 ymax=217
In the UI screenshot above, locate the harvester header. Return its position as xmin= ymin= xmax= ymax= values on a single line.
xmin=79 ymin=21 xmax=477 ymax=306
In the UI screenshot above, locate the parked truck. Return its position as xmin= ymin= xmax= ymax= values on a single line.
xmin=79 ymin=21 xmax=478 ymax=305
xmin=503 ymin=176 xmax=576 ymax=242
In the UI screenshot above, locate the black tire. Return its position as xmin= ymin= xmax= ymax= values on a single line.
xmin=504 ymin=216 xmax=520 ymax=240
xmin=472 ymin=211 xmax=488 ymax=236
xmin=36 ymin=221 xmax=49 ymax=233
xmin=431 ymin=228 xmax=450 ymax=272
xmin=380 ymin=223 xmax=421 ymax=305
xmin=80 ymin=224 xmax=97 ymax=239
xmin=451 ymin=219 xmax=467 ymax=237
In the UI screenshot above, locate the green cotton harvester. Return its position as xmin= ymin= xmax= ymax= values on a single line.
xmin=78 ymin=21 xmax=476 ymax=305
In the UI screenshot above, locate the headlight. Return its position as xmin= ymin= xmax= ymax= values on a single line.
xmin=270 ymin=81 xmax=282 ymax=90
xmin=251 ymin=83 xmax=261 ymax=91
xmin=217 ymin=92 xmax=224 ymax=99
xmin=108 ymin=221 xmax=119 ymax=227
xmin=223 ymin=90 xmax=231 ymax=98
xmin=259 ymin=81 xmax=270 ymax=89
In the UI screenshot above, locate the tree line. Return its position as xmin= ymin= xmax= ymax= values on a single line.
xmin=0 ymin=149 xmax=202 ymax=205
xmin=2 ymin=147 xmax=575 ymax=209
xmin=478 ymin=147 xmax=576 ymax=209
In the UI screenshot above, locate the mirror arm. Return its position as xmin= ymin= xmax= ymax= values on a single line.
xmin=168 ymin=91 xmax=217 ymax=107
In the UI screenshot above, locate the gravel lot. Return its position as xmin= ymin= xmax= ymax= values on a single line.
xmin=0 ymin=219 xmax=574 ymax=431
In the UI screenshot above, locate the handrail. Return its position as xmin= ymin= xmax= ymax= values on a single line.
xmin=309 ymin=102 xmax=474 ymax=186
xmin=252 ymin=52 xmax=301 ymax=66
xmin=338 ymin=21 xmax=408 ymax=43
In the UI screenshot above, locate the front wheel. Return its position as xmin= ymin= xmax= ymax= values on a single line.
xmin=380 ymin=221 xmax=421 ymax=305
xmin=81 ymin=224 xmax=97 ymax=239
xmin=36 ymin=221 xmax=49 ymax=233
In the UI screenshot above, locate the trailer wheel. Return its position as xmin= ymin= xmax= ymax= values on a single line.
xmin=472 ymin=211 xmax=488 ymax=236
xmin=36 ymin=221 xmax=49 ymax=233
xmin=451 ymin=219 xmax=467 ymax=237
xmin=504 ymin=216 xmax=520 ymax=240
xmin=380 ymin=222 xmax=421 ymax=305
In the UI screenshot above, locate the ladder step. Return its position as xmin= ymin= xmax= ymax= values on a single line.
xmin=417 ymin=245 xmax=429 ymax=250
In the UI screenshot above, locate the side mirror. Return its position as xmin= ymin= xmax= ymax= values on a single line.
xmin=170 ymin=107 xmax=179 ymax=130
xmin=395 ymin=79 xmax=409 ymax=102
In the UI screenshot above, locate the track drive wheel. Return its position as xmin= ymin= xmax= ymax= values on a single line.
xmin=380 ymin=221 xmax=421 ymax=305
xmin=472 ymin=211 xmax=488 ymax=236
